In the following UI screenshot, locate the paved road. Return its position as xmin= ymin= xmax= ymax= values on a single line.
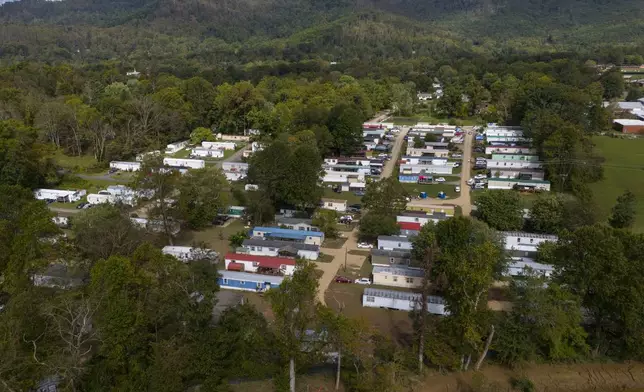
xmin=315 ymin=124 xmax=406 ymax=304
xmin=406 ymin=129 xmax=474 ymax=216
xmin=211 ymin=144 xmax=249 ymax=168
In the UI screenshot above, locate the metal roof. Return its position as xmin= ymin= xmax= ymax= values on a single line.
xmin=363 ymin=288 xmax=445 ymax=304
xmin=372 ymin=265 xmax=424 ymax=277
xmin=253 ymin=226 xmax=324 ymax=237
xmin=371 ymin=249 xmax=411 ymax=258
xmin=219 ymin=270 xmax=285 ymax=284
xmin=378 ymin=235 xmax=412 ymax=243
xmin=275 ymin=217 xmax=314 ymax=225
xmin=242 ymin=239 xmax=319 ymax=251
xmin=501 ymin=231 xmax=558 ymax=241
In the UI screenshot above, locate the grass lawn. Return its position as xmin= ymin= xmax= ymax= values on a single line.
xmin=323 ymin=237 xmax=347 ymax=249
xmin=170 ymin=148 xmax=191 ymax=158
xmin=49 ymin=151 xmax=102 ymax=172
xmin=470 ymin=189 xmax=540 ymax=209
xmin=317 ymin=253 xmax=334 ymax=263
xmin=58 ymin=176 xmax=121 ymax=193
xmin=175 ymin=219 xmax=246 ymax=257
xmin=590 ymin=136 xmax=644 ymax=231
xmin=400 ymin=182 xmax=458 ymax=198
xmin=322 ymin=188 xmax=363 ymax=205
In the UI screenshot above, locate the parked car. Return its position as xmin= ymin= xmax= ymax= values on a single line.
xmin=455 ymin=186 xmax=461 ymax=193
xmin=354 ymin=278 xmax=372 ymax=285
xmin=451 ymin=153 xmax=463 ymax=159
xmin=354 ymin=191 xmax=365 ymax=196
xmin=474 ymin=183 xmax=486 ymax=189
xmin=339 ymin=215 xmax=353 ymax=224
xmin=474 ymin=174 xmax=487 ymax=180
xmin=348 ymin=204 xmax=362 ymax=211
xmin=45 ymin=199 xmax=55 ymax=205
xmin=453 ymin=162 xmax=461 ymax=168
xmin=335 ymin=276 xmax=353 ymax=283
xmin=357 ymin=242 xmax=373 ymax=249
xmin=466 ymin=178 xmax=475 ymax=186
xmin=76 ymin=202 xmax=88 ymax=209
xmin=108 ymin=168 xmax=118 ymax=174
xmin=435 ymin=177 xmax=446 ymax=183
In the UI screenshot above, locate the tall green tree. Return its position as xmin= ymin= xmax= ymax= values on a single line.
xmin=362 ymin=177 xmax=407 ymax=216
xmin=473 ymin=190 xmax=523 ymax=231
xmin=609 ymin=190 xmax=636 ymax=229
xmin=176 ymin=167 xmax=229 ymax=229
xmin=327 ymin=103 xmax=363 ymax=156
xmin=266 ymin=260 xmax=321 ymax=392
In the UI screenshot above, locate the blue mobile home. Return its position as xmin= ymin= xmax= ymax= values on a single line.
xmin=218 ymin=270 xmax=284 ymax=292
xmin=251 ymin=226 xmax=324 ymax=245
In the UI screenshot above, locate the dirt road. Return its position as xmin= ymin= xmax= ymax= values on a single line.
xmin=315 ymin=122 xmax=405 ymax=305
xmin=407 ymin=129 xmax=474 ymax=216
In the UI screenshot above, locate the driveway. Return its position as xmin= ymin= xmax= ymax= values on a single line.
xmin=211 ymin=144 xmax=249 ymax=168
xmin=315 ymin=123 xmax=406 ymax=305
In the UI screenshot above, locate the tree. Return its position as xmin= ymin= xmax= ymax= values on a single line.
xmin=0 ymin=185 xmax=59 ymax=293
xmin=177 ymin=167 xmax=229 ymax=229
xmin=190 ymin=127 xmax=216 ymax=144
xmin=266 ymin=260 xmax=321 ymax=392
xmin=0 ymin=119 xmax=56 ymax=189
xmin=474 ymin=190 xmax=523 ymax=231
xmin=327 ymin=103 xmax=363 ymax=156
xmin=362 ymin=177 xmax=407 ymax=216
xmin=600 ymin=69 xmax=625 ymax=100
xmin=528 ymin=193 xmax=565 ymax=234
xmin=495 ymin=273 xmax=588 ymax=365
xmin=390 ymin=83 xmax=415 ymax=116
xmin=609 ymin=190 xmax=636 ymax=229
xmin=212 ymin=81 xmax=265 ymax=134
xmin=228 ymin=229 xmax=249 ymax=250
xmin=312 ymin=209 xmax=339 ymax=239
xmin=133 ymin=156 xmax=181 ymax=244
xmin=424 ymin=133 xmax=438 ymax=143
xmin=358 ymin=212 xmax=400 ymax=242
xmin=413 ymin=135 xmax=424 ymax=148
xmin=72 ymin=204 xmax=146 ymax=260
xmin=432 ymin=217 xmax=504 ymax=369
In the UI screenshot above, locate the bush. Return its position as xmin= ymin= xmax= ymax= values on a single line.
xmin=510 ymin=376 xmax=535 ymax=392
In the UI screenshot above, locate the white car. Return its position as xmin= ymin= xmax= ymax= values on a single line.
xmin=455 ymin=186 xmax=461 ymax=193
xmin=474 ymin=174 xmax=487 ymax=180
xmin=435 ymin=177 xmax=446 ymax=183
xmin=357 ymin=242 xmax=373 ymax=249
xmin=354 ymin=278 xmax=372 ymax=285
xmin=451 ymin=153 xmax=463 ymax=158
xmin=467 ymin=178 xmax=475 ymax=185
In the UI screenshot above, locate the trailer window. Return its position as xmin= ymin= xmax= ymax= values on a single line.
xmin=366 ymin=296 xmax=375 ymax=302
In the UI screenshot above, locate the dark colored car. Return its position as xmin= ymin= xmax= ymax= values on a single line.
xmin=76 ymin=202 xmax=88 ymax=209
xmin=348 ymin=204 xmax=362 ymax=211
xmin=335 ymin=276 xmax=352 ymax=283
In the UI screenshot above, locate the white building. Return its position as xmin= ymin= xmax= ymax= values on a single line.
xmin=487 ymin=178 xmax=551 ymax=191
xmin=484 ymin=125 xmax=524 ymax=138
xmin=275 ymin=216 xmax=320 ymax=232
xmin=217 ymin=134 xmax=250 ymax=142
xmin=165 ymin=140 xmax=189 ymax=154
xmin=202 ymin=141 xmax=236 ymax=150
xmin=163 ymin=157 xmax=205 ymax=169
xmin=162 ymin=246 xmax=218 ymax=263
xmin=322 ymin=170 xmax=366 ymax=184
xmin=362 ymin=288 xmax=447 ymax=315
xmin=222 ymin=162 xmax=249 ymax=172
xmin=505 ymin=257 xmax=554 ymax=278
xmin=490 ymin=169 xmax=545 ymax=181
xmin=320 ymin=198 xmax=347 ymax=212
xmin=399 ymin=163 xmax=454 ymax=175
xmin=224 ymin=253 xmax=297 ymax=276
xmin=501 ymin=231 xmax=558 ymax=258
xmin=34 ymin=189 xmax=86 ymax=202
xmin=87 ymin=193 xmax=115 ymax=205
xmin=487 ymin=160 xmax=543 ymax=170
xmin=109 ymin=161 xmax=141 ymax=171
xmin=377 ymin=236 xmax=413 ymax=251
xmin=52 ymin=216 xmax=69 ymax=227
xmin=485 ymin=145 xmax=536 ymax=155
xmin=191 ymin=146 xmax=224 ymax=158
xmin=372 ymin=265 xmax=424 ymax=289
xmin=241 ymin=239 xmax=319 ymax=260
xmin=405 ymin=147 xmax=450 ymax=158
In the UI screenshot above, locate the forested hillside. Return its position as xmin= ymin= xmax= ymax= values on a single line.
xmin=0 ymin=0 xmax=643 ymax=65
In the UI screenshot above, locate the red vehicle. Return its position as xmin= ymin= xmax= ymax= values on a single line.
xmin=334 ymin=276 xmax=352 ymax=283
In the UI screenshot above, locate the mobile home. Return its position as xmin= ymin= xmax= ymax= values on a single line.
xmin=110 ymin=161 xmax=142 ymax=171
xmin=218 ymin=270 xmax=283 ymax=292
xmin=362 ymin=288 xmax=447 ymax=315
xmin=163 ymin=157 xmax=205 ymax=169
xmin=34 ymin=189 xmax=86 ymax=202
xmin=162 ymin=246 xmax=218 ymax=263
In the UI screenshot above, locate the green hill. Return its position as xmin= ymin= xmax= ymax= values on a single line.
xmin=0 ymin=0 xmax=643 ymax=64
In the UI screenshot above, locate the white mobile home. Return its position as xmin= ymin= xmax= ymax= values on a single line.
xmin=505 ymin=257 xmax=554 ymax=278
xmin=87 ymin=193 xmax=115 ymax=205
xmin=162 ymin=246 xmax=218 ymax=263
xmin=165 ymin=140 xmax=189 ymax=154
xmin=320 ymin=198 xmax=347 ymax=212
xmin=501 ymin=231 xmax=558 ymax=258
xmin=52 ymin=216 xmax=69 ymax=228
xmin=222 ymin=162 xmax=249 ymax=172
xmin=191 ymin=146 xmax=224 ymax=158
xmin=372 ymin=265 xmax=424 ymax=289
xmin=34 ymin=189 xmax=86 ymax=202
xmin=399 ymin=163 xmax=454 ymax=175
xmin=485 ymin=145 xmax=536 ymax=155
xmin=487 ymin=178 xmax=551 ymax=191
xmin=163 ymin=157 xmax=205 ymax=169
xmin=487 ymin=160 xmax=543 ymax=170
xmin=110 ymin=161 xmax=142 ymax=171
xmin=202 ymin=141 xmax=237 ymax=150
xmin=377 ymin=236 xmax=413 ymax=251
xmin=241 ymin=239 xmax=319 ymax=260
xmin=136 ymin=150 xmax=161 ymax=162
xmin=362 ymin=288 xmax=447 ymax=315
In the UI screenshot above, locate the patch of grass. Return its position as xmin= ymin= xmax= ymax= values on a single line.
xmin=590 ymin=136 xmax=644 ymax=232
xmin=175 ymin=219 xmax=247 ymax=256
xmin=170 ymin=148 xmax=191 ymax=158
xmin=49 ymin=150 xmax=102 ymax=172
xmin=317 ymin=253 xmax=334 ymax=263
xmin=323 ymin=237 xmax=347 ymax=249
xmin=57 ymin=175 xmax=117 ymax=193
xmin=322 ymin=188 xmax=363 ymax=205
xmin=50 ymin=201 xmax=83 ymax=209
xmin=401 ymin=182 xmax=458 ymax=198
